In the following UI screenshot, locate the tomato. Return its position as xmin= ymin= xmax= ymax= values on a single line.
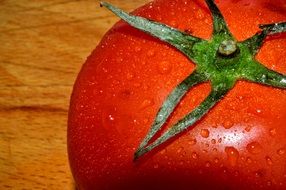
xmin=68 ymin=0 xmax=286 ymax=189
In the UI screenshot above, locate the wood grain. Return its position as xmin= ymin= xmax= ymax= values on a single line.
xmin=0 ymin=0 xmax=149 ymax=189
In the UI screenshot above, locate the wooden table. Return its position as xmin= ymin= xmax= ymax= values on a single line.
xmin=0 ymin=0 xmax=149 ymax=189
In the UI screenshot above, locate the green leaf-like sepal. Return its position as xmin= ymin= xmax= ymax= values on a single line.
xmin=242 ymin=61 xmax=286 ymax=88
xmin=100 ymin=2 xmax=203 ymax=60
xmin=243 ymin=22 xmax=286 ymax=55
xmin=135 ymin=82 xmax=233 ymax=159
xmin=137 ymin=71 xmax=207 ymax=151
xmin=205 ymin=0 xmax=231 ymax=35
xmin=259 ymin=22 xmax=286 ymax=35
xmin=242 ymin=30 xmax=268 ymax=55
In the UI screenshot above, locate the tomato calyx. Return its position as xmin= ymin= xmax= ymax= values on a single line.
xmin=100 ymin=0 xmax=286 ymax=160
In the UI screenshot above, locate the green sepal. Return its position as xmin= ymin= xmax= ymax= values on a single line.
xmin=243 ymin=22 xmax=286 ymax=55
xmin=100 ymin=2 xmax=203 ymax=61
xmin=241 ymin=61 xmax=286 ymax=88
xmin=259 ymin=22 xmax=286 ymax=35
xmin=205 ymin=0 xmax=231 ymax=36
xmin=135 ymin=81 xmax=233 ymax=159
xmin=242 ymin=30 xmax=268 ymax=55
xmin=137 ymin=71 xmax=208 ymax=151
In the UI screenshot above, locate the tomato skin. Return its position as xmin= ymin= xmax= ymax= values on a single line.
xmin=68 ymin=0 xmax=286 ymax=189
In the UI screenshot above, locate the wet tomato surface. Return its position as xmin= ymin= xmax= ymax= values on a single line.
xmin=68 ymin=0 xmax=286 ymax=189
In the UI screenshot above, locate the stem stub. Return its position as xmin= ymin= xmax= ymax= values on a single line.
xmin=218 ymin=39 xmax=238 ymax=56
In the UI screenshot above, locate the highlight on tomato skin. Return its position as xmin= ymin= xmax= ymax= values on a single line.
xmin=68 ymin=0 xmax=286 ymax=189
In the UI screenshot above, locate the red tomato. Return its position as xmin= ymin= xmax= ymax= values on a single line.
xmin=68 ymin=0 xmax=286 ymax=189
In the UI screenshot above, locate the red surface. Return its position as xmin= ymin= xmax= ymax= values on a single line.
xmin=68 ymin=0 xmax=286 ymax=189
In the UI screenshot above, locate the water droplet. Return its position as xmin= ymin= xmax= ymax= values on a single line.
xmin=170 ymin=20 xmax=178 ymax=27
xmin=108 ymin=114 xmax=115 ymax=121
xmin=134 ymin=82 xmax=141 ymax=87
xmin=222 ymin=167 xmax=228 ymax=174
xmin=247 ymin=142 xmax=263 ymax=155
xmin=188 ymin=138 xmax=197 ymax=145
xmin=140 ymin=99 xmax=154 ymax=110
xmin=211 ymin=139 xmax=216 ymax=144
xmin=277 ymin=148 xmax=285 ymax=155
xmin=205 ymin=162 xmax=211 ymax=167
xmin=116 ymin=57 xmax=123 ymax=63
xmin=211 ymin=123 xmax=219 ymax=128
xmin=160 ymin=149 xmax=166 ymax=155
xmin=143 ymin=118 xmax=149 ymax=124
xmin=134 ymin=46 xmax=142 ymax=52
xmin=204 ymin=18 xmax=211 ymax=25
xmin=269 ymin=128 xmax=277 ymax=136
xmin=157 ymin=61 xmax=172 ymax=74
xmin=244 ymin=125 xmax=253 ymax=132
xmin=177 ymin=147 xmax=184 ymax=154
xmin=191 ymin=152 xmax=198 ymax=159
xmin=98 ymin=89 xmax=104 ymax=95
xmin=102 ymin=67 xmax=108 ymax=73
xmin=147 ymin=50 xmax=155 ymax=57
xmin=195 ymin=9 xmax=205 ymax=20
xmin=267 ymin=181 xmax=272 ymax=187
xmin=200 ymin=129 xmax=210 ymax=138
xmin=265 ymin=156 xmax=273 ymax=165
xmin=255 ymin=169 xmax=265 ymax=178
xmin=223 ymin=121 xmax=233 ymax=129
xmin=247 ymin=106 xmax=264 ymax=117
xmin=126 ymin=72 xmax=134 ymax=80
xmin=280 ymin=78 xmax=286 ymax=84
xmin=119 ymin=89 xmax=133 ymax=100
xmin=225 ymin=146 xmax=239 ymax=167
xmin=246 ymin=157 xmax=252 ymax=164
xmin=214 ymin=157 xmax=219 ymax=163
xmin=183 ymin=29 xmax=193 ymax=36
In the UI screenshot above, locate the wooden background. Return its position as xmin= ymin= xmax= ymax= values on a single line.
xmin=0 ymin=0 xmax=149 ymax=189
